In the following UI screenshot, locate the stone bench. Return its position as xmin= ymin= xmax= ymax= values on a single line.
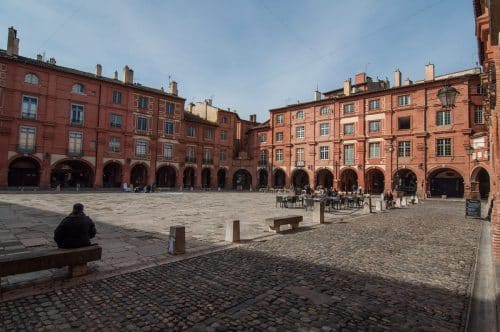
xmin=0 ymin=245 xmax=102 ymax=282
xmin=266 ymin=215 xmax=303 ymax=233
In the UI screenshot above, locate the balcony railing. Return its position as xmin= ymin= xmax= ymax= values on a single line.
xmin=344 ymin=160 xmax=355 ymax=166
xmin=163 ymin=155 xmax=173 ymax=161
xmin=185 ymin=156 xmax=196 ymax=163
xmin=21 ymin=112 xmax=36 ymax=119
xmin=67 ymin=150 xmax=83 ymax=157
xmin=295 ymin=160 xmax=305 ymax=167
xmin=202 ymin=158 xmax=213 ymax=165
xmin=17 ymin=145 xmax=35 ymax=154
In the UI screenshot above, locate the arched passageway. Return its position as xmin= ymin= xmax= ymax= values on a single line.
xmin=365 ymin=168 xmax=385 ymax=194
xmin=103 ymin=162 xmax=122 ymax=188
xmin=315 ymin=169 xmax=333 ymax=189
xmin=394 ymin=169 xmax=417 ymax=195
xmin=156 ymin=165 xmax=176 ymax=188
xmin=273 ymin=169 xmax=286 ymax=188
xmin=130 ymin=164 xmax=148 ymax=188
xmin=472 ymin=167 xmax=490 ymax=199
xmin=232 ymin=169 xmax=252 ymax=190
xmin=292 ymin=169 xmax=309 ymax=189
xmin=258 ymin=169 xmax=268 ymax=188
xmin=429 ymin=168 xmax=464 ymax=198
xmin=51 ymin=160 xmax=94 ymax=188
xmin=8 ymin=157 xmax=40 ymax=187
xmin=201 ymin=168 xmax=211 ymax=188
xmin=339 ymin=169 xmax=358 ymax=192
xmin=183 ymin=167 xmax=196 ymax=189
xmin=217 ymin=169 xmax=227 ymax=189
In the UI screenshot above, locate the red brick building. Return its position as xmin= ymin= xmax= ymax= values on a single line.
xmin=251 ymin=66 xmax=489 ymax=198
xmin=0 ymin=26 xmax=493 ymax=200
xmin=474 ymin=0 xmax=499 ymax=258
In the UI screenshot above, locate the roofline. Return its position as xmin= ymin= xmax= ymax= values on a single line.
xmin=0 ymin=50 xmax=186 ymax=101
xmin=270 ymin=68 xmax=480 ymax=112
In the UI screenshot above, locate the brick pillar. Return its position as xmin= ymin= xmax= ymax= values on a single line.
xmin=0 ymin=134 xmax=8 ymax=187
xmin=40 ymin=154 xmax=51 ymax=189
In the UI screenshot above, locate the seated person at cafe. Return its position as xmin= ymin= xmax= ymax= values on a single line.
xmin=54 ymin=203 xmax=97 ymax=249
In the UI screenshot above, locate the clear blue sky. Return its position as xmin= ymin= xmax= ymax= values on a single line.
xmin=0 ymin=0 xmax=478 ymax=122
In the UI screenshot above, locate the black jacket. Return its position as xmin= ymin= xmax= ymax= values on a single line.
xmin=54 ymin=212 xmax=97 ymax=249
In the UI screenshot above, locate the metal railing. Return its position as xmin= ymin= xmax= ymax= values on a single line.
xmin=17 ymin=145 xmax=35 ymax=153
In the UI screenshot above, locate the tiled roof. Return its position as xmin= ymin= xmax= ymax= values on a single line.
xmin=183 ymin=112 xmax=218 ymax=126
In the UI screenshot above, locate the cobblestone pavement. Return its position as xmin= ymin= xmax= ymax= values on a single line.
xmin=0 ymin=192 xmax=365 ymax=288
xmin=0 ymin=200 xmax=481 ymax=331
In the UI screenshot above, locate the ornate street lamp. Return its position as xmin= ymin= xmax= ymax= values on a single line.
xmin=437 ymin=85 xmax=460 ymax=108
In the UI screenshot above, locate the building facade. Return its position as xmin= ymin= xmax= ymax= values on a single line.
xmin=0 ymin=26 xmax=493 ymax=201
xmin=253 ymin=66 xmax=489 ymax=199
xmin=474 ymin=0 xmax=499 ymax=259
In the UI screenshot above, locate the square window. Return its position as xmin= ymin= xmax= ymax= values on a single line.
xmin=109 ymin=136 xmax=120 ymax=152
xmin=398 ymin=95 xmax=410 ymax=106
xmin=276 ymin=114 xmax=284 ymax=124
xmin=437 ymin=138 xmax=452 ymax=156
xmin=187 ymin=126 xmax=196 ymax=137
xmin=296 ymin=110 xmax=304 ymax=119
xmin=368 ymin=99 xmax=380 ymax=110
xmin=276 ymin=132 xmax=284 ymax=141
xmin=368 ymin=121 xmax=380 ymax=133
xmin=320 ymin=123 xmax=329 ymax=136
xmin=138 ymin=96 xmax=148 ymax=109
xmin=275 ymin=149 xmax=283 ymax=161
xmin=137 ymin=116 xmax=148 ymax=131
xmin=436 ymin=110 xmax=451 ymax=126
xmin=320 ymin=107 xmax=329 ymax=115
xmin=343 ymin=123 xmax=355 ymax=135
xmin=398 ymin=117 xmax=411 ymax=130
xmin=343 ymin=103 xmax=355 ymax=114
xmin=110 ymin=114 xmax=122 ymax=128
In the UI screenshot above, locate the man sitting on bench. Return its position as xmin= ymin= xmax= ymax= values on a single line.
xmin=54 ymin=203 xmax=97 ymax=249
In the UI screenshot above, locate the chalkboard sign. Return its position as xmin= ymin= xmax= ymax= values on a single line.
xmin=465 ymin=199 xmax=481 ymax=218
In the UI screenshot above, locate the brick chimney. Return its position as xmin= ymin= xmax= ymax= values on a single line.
xmin=394 ymin=69 xmax=402 ymax=87
xmin=95 ymin=64 xmax=102 ymax=77
xmin=114 ymin=70 xmax=118 ymax=80
xmin=343 ymin=79 xmax=351 ymax=96
xmin=249 ymin=114 xmax=257 ymax=123
xmin=404 ymin=78 xmax=413 ymax=86
xmin=122 ymin=65 xmax=133 ymax=84
xmin=36 ymin=54 xmax=43 ymax=61
xmin=355 ymin=72 xmax=366 ymax=85
xmin=49 ymin=57 xmax=56 ymax=65
xmin=6 ymin=27 xmax=19 ymax=56
xmin=314 ymin=90 xmax=321 ymax=101
xmin=169 ymin=81 xmax=178 ymax=96
xmin=425 ymin=63 xmax=435 ymax=81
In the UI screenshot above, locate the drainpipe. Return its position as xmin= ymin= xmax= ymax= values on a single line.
xmin=424 ymin=87 xmax=428 ymax=198
xmin=95 ymin=82 xmax=102 ymax=188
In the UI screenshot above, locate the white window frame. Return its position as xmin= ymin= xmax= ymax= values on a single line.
xmin=260 ymin=133 xmax=267 ymax=143
xmin=319 ymin=123 xmax=329 ymax=136
xmin=343 ymin=103 xmax=355 ymax=114
xmin=276 ymin=114 xmax=284 ymax=124
xmin=110 ymin=114 xmax=122 ymax=128
xmin=320 ymin=107 xmax=329 ymax=115
xmin=296 ymin=126 xmax=305 ymax=139
xmin=187 ymin=126 xmax=196 ymax=137
xmin=220 ymin=149 xmax=227 ymax=161
xmin=343 ymin=123 xmax=355 ymax=135
xmin=368 ymin=99 xmax=380 ymax=110
xmin=276 ymin=132 xmax=284 ymax=142
xmin=22 ymin=95 xmax=38 ymax=119
xmin=112 ymin=91 xmax=122 ymax=104
xmin=164 ymin=143 xmax=173 ymax=160
xmin=24 ymin=73 xmax=39 ymax=85
xmin=72 ymin=83 xmax=85 ymax=94
xmin=135 ymin=139 xmax=148 ymax=157
xmin=68 ymin=131 xmax=83 ymax=154
xmin=164 ymin=120 xmax=174 ymax=135
xmin=296 ymin=148 xmax=304 ymax=161
xmin=475 ymin=106 xmax=484 ymax=124
xmin=436 ymin=110 xmax=451 ymax=126
xmin=343 ymin=144 xmax=355 ymax=165
xmin=319 ymin=146 xmax=329 ymax=160
xmin=296 ymin=110 xmax=304 ymax=119
xmin=18 ymin=126 xmax=36 ymax=151
xmin=368 ymin=120 xmax=380 ymax=133
xmin=436 ymin=138 xmax=452 ymax=157
xmin=109 ymin=136 xmax=120 ymax=152
xmin=276 ymin=149 xmax=283 ymax=161
xmin=368 ymin=142 xmax=380 ymax=158
xmin=398 ymin=141 xmax=411 ymax=157
xmin=398 ymin=94 xmax=411 ymax=106
xmin=136 ymin=116 xmax=148 ymax=131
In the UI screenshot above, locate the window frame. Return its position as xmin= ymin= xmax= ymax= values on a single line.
xmin=163 ymin=143 xmax=173 ymax=160
xmin=276 ymin=114 xmax=284 ymax=124
xmin=398 ymin=141 xmax=411 ymax=157
xmin=475 ymin=106 xmax=484 ymax=124
xmin=343 ymin=103 xmax=355 ymax=114
xmin=18 ymin=126 xmax=36 ymax=151
xmin=319 ymin=146 xmax=329 ymax=160
xmin=398 ymin=94 xmax=411 ymax=106
xmin=164 ymin=120 xmax=174 ymax=135
xmin=368 ymin=142 xmax=380 ymax=158
xmin=436 ymin=110 xmax=451 ymax=126
xmin=319 ymin=107 xmax=329 ymax=115
xmin=187 ymin=126 xmax=196 ymax=137
xmin=136 ymin=116 xmax=148 ymax=131
xmin=275 ymin=148 xmax=283 ymax=161
xmin=259 ymin=133 xmax=267 ymax=143
xmin=24 ymin=73 xmax=39 ymax=85
xmin=138 ymin=96 xmax=149 ymax=109
xmin=68 ymin=131 xmax=83 ymax=154
xmin=110 ymin=114 xmax=122 ymax=128
xmin=296 ymin=110 xmax=304 ymax=120
xmin=368 ymin=120 xmax=381 ymax=133
xmin=71 ymin=83 xmax=85 ymax=95
xmin=368 ymin=99 xmax=380 ymax=110
xmin=343 ymin=144 xmax=355 ymax=165
xmin=397 ymin=116 xmax=411 ymax=130
xmin=296 ymin=125 xmax=305 ymax=139
xmin=70 ymin=103 xmax=84 ymax=126
xmin=109 ymin=136 xmax=121 ymax=152
xmin=135 ymin=139 xmax=148 ymax=157
xmin=220 ymin=129 xmax=227 ymax=140
xmin=436 ymin=138 xmax=452 ymax=157
xmin=319 ymin=122 xmax=329 ymax=136
xmin=21 ymin=95 xmax=38 ymax=119
xmin=276 ymin=132 xmax=284 ymax=142
xmin=343 ymin=123 xmax=355 ymax=135
xmin=112 ymin=91 xmax=122 ymax=104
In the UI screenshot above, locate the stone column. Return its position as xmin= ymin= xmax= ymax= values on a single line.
xmin=313 ymin=201 xmax=325 ymax=224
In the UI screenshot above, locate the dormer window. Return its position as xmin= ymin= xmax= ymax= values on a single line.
xmin=72 ymin=83 xmax=85 ymax=94
xmin=24 ymin=73 xmax=39 ymax=85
